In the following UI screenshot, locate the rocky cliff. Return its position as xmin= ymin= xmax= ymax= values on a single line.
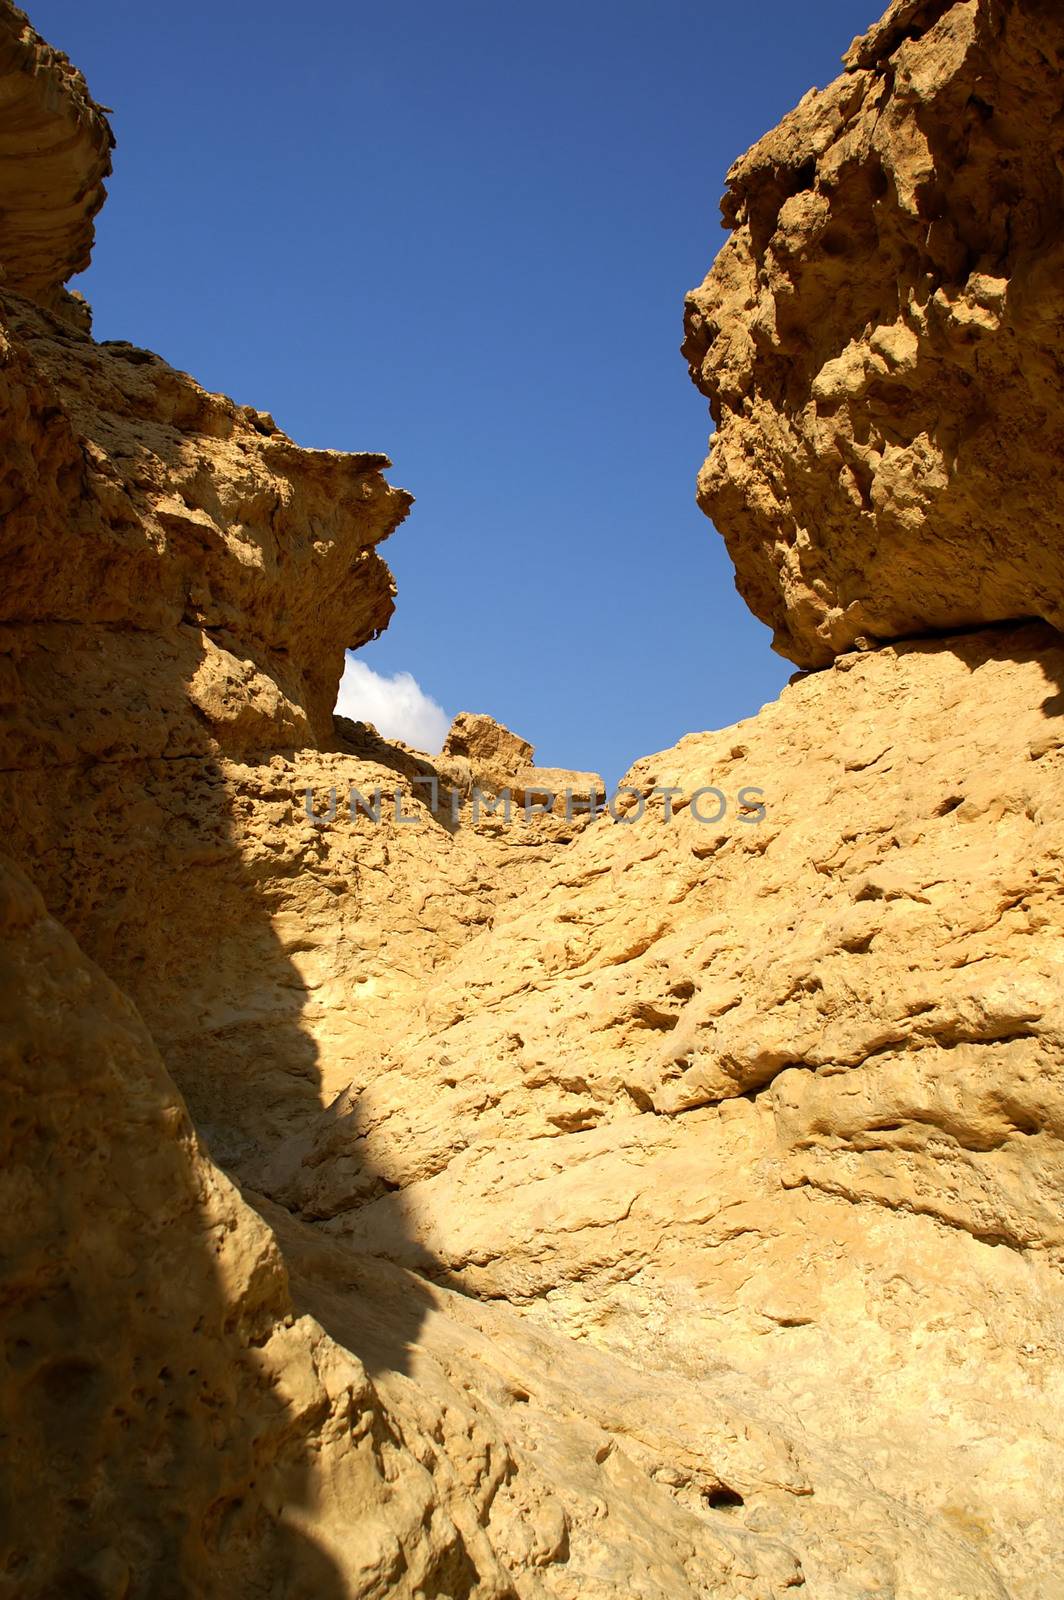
xmin=0 ymin=0 xmax=111 ymax=310
xmin=263 ymin=621 xmax=1064 ymax=1598
xmin=683 ymin=0 xmax=1064 ymax=667
xmin=2 ymin=1 xmax=1062 ymax=1597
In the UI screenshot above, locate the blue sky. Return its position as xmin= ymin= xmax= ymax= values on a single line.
xmin=37 ymin=0 xmax=875 ymax=783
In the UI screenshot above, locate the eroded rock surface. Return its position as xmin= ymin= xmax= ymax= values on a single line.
xmin=2 ymin=855 xmax=839 ymax=1599
xmin=4 ymin=0 xmax=1064 ymax=1597
xmin=0 ymin=291 xmax=410 ymax=758
xmin=260 ymin=622 xmax=1064 ymax=1599
xmin=683 ymin=0 xmax=1064 ymax=666
xmin=0 ymin=3 xmax=112 ymax=311
xmin=0 ymin=857 xmax=522 ymax=1599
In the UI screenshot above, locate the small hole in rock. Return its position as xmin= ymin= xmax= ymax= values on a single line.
xmin=705 ymin=1486 xmax=745 ymax=1510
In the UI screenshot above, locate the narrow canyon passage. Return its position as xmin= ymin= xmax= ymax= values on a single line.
xmin=2 ymin=0 xmax=1063 ymax=1596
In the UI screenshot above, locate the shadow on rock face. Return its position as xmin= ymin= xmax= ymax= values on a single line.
xmin=0 ymin=857 xmax=354 ymax=1598
xmin=0 ymin=156 xmax=453 ymax=1588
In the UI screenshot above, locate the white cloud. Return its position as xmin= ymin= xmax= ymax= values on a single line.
xmin=334 ymin=657 xmax=450 ymax=754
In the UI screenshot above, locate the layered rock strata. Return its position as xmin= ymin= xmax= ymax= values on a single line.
xmin=0 ymin=1 xmax=112 ymax=310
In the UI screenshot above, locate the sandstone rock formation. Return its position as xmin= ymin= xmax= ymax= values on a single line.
xmin=1 ymin=856 xmax=507 ymax=1599
xmin=441 ymin=712 xmax=607 ymax=821
xmin=444 ymin=712 xmax=535 ymax=772
xmin=2 ymin=852 xmax=832 ymax=1599
xmin=0 ymin=1 xmax=111 ymax=311
xmin=683 ymin=0 xmax=1064 ymax=667
xmin=3 ymin=0 xmax=1064 ymax=1597
xmin=259 ymin=621 xmax=1064 ymax=1598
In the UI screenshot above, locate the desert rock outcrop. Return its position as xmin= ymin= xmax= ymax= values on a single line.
xmin=0 ymin=1 xmax=111 ymax=312
xmin=0 ymin=856 xmax=515 ymax=1599
xmin=2 ymin=852 xmax=836 ymax=1598
xmin=3 ymin=0 xmax=1064 ymax=1597
xmin=260 ymin=621 xmax=1064 ymax=1599
xmin=683 ymin=0 xmax=1064 ymax=666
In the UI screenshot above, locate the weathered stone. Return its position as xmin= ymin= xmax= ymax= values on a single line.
xmin=268 ymin=621 xmax=1064 ymax=1598
xmin=0 ymin=292 xmax=411 ymax=756
xmin=4 ymin=1 xmax=1064 ymax=1597
xmin=0 ymin=2 xmax=112 ymax=310
xmin=443 ymin=711 xmax=534 ymax=771
xmin=0 ymin=856 xmax=520 ymax=1600
xmin=683 ymin=0 xmax=1064 ymax=666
